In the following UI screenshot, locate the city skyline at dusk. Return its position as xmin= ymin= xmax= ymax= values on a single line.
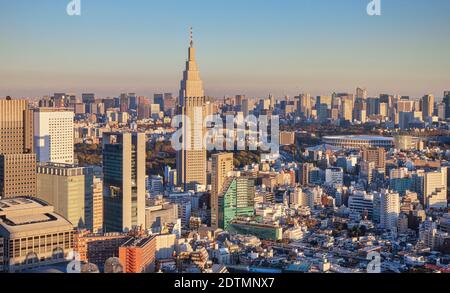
xmin=1 ymin=0 xmax=450 ymax=98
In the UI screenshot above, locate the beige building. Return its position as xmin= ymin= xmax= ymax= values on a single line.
xmin=89 ymin=174 xmax=104 ymax=233
xmin=341 ymin=98 xmax=353 ymax=121
xmin=424 ymin=168 xmax=448 ymax=209
xmin=145 ymin=202 xmax=179 ymax=233
xmin=211 ymin=153 xmax=234 ymax=228
xmin=176 ymin=31 xmax=207 ymax=191
xmin=0 ymin=98 xmax=36 ymax=198
xmin=0 ymin=99 xmax=34 ymax=155
xmin=0 ymin=154 xmax=37 ymax=198
xmin=37 ymin=163 xmax=89 ymax=229
xmin=362 ymin=147 xmax=386 ymax=170
xmin=36 ymin=163 xmax=103 ymax=233
xmin=280 ymin=131 xmax=295 ymax=145
xmin=155 ymin=233 xmax=176 ymax=260
xmin=0 ymin=197 xmax=74 ymax=272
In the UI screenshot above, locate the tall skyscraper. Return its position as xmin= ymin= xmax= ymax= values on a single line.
xmin=211 ymin=153 xmax=234 ymax=228
xmin=163 ymin=93 xmax=176 ymax=114
xmin=316 ymin=96 xmax=332 ymax=110
xmin=119 ymin=93 xmax=129 ymax=113
xmin=297 ymin=93 xmax=312 ymax=118
xmin=380 ymin=190 xmax=400 ymax=230
xmin=34 ymin=108 xmax=74 ymax=164
xmin=341 ymin=98 xmax=353 ymax=122
xmin=176 ymin=29 xmax=207 ymax=190
xmin=379 ymin=94 xmax=394 ymax=117
xmin=87 ymin=169 xmax=104 ymax=233
xmin=422 ymin=94 xmax=435 ymax=120
xmin=153 ymin=94 xmax=164 ymax=113
xmin=367 ymin=97 xmax=380 ymax=116
xmin=103 ymin=132 xmax=146 ymax=232
xmin=356 ymin=87 xmax=367 ymax=100
xmin=353 ymin=97 xmax=367 ymax=122
xmin=0 ymin=98 xmax=36 ymax=198
xmin=128 ymin=93 xmax=138 ymax=111
xmin=443 ymin=91 xmax=450 ymax=119
xmin=0 ymin=99 xmax=33 ymax=154
xmin=242 ymin=97 xmax=250 ymax=117
xmin=178 ymin=29 xmax=205 ymax=107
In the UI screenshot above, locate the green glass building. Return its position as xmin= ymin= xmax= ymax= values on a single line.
xmin=218 ymin=177 xmax=255 ymax=230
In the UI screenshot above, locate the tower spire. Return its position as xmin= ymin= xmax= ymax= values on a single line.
xmin=190 ymin=27 xmax=193 ymax=47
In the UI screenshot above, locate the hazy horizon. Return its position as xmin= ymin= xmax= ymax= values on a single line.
xmin=1 ymin=0 xmax=449 ymax=99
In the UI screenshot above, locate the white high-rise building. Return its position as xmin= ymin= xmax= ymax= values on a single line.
xmin=424 ymin=167 xmax=448 ymax=209
xmin=34 ymin=108 xmax=74 ymax=164
xmin=325 ymin=167 xmax=343 ymax=185
xmin=380 ymin=190 xmax=400 ymax=230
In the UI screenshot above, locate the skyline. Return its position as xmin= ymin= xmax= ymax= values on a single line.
xmin=1 ymin=2 xmax=450 ymax=277
xmin=1 ymin=0 xmax=450 ymax=98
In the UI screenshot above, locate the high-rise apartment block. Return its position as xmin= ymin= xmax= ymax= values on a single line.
xmin=380 ymin=190 xmax=400 ymax=230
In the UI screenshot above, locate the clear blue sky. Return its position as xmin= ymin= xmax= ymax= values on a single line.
xmin=1 ymin=0 xmax=449 ymax=99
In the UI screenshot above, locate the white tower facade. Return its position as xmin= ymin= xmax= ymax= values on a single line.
xmin=176 ymin=29 xmax=207 ymax=191
xmin=34 ymin=108 xmax=74 ymax=164
xmin=380 ymin=190 xmax=400 ymax=230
